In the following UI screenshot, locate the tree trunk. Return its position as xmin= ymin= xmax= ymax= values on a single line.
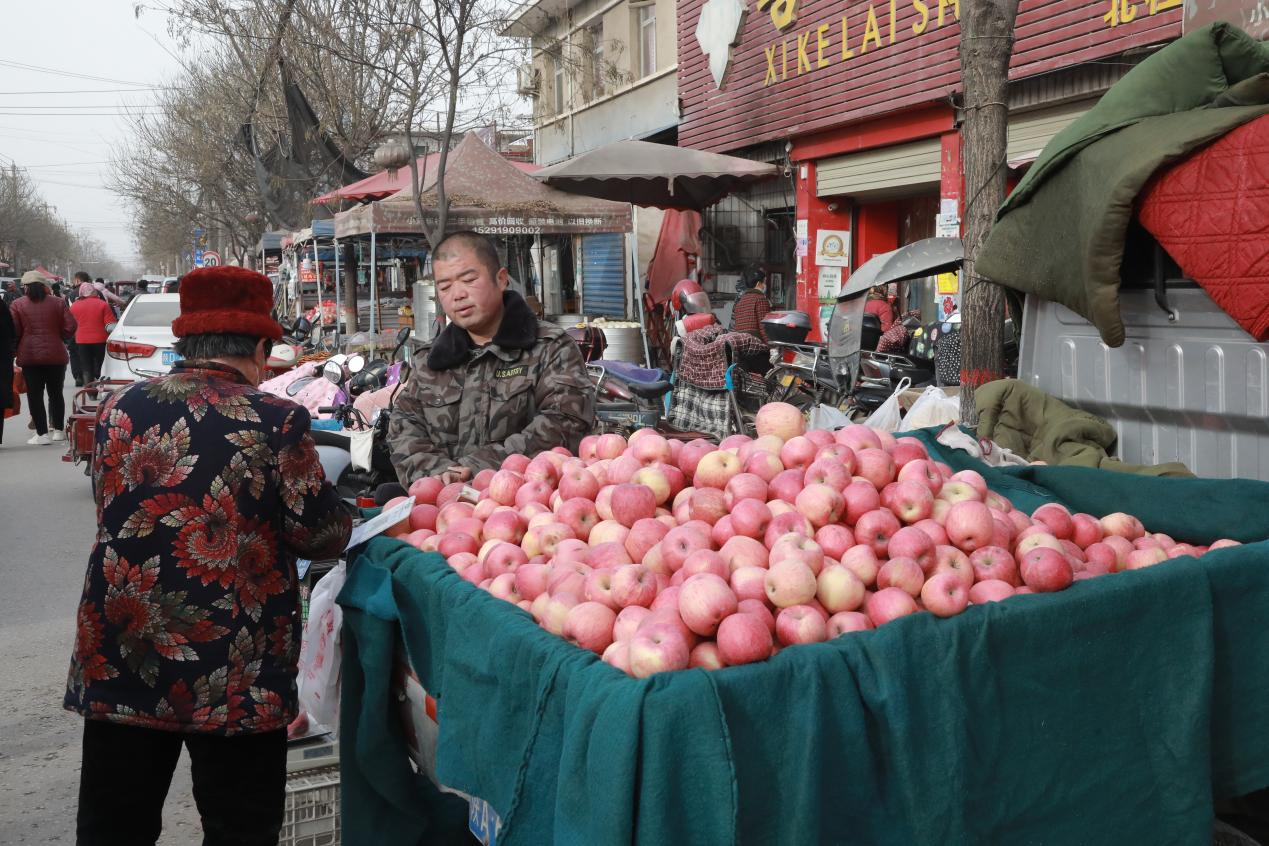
xmin=957 ymin=0 xmax=1020 ymax=426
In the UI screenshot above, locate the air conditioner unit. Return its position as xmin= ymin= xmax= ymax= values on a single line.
xmin=516 ymin=65 xmax=540 ymax=97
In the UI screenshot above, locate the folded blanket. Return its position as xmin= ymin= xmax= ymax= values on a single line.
xmin=974 ymin=379 xmax=1192 ymax=477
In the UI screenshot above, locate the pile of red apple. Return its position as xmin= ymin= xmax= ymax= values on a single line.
xmin=384 ymin=402 xmax=1242 ymax=678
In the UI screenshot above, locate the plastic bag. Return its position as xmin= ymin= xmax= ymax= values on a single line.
xmin=903 ymin=385 xmax=961 ymax=429
xmin=863 ymin=377 xmax=911 ymax=433
xmin=297 ymin=562 xmax=347 ymax=735
xmin=809 ymin=403 xmax=851 ymax=431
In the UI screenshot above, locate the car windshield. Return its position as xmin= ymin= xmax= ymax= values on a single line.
xmin=123 ymin=299 xmax=180 ymax=328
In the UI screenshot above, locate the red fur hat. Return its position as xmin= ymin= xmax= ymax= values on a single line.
xmin=172 ymin=266 xmax=283 ymax=340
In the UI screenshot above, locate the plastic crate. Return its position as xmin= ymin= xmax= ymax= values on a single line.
xmin=279 ymin=765 xmax=340 ymax=846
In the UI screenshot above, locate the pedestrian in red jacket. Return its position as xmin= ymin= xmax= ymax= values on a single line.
xmin=65 ymin=265 xmax=352 ymax=846
xmin=70 ymin=282 xmax=115 ymax=382
xmin=10 ymin=271 xmax=76 ymax=445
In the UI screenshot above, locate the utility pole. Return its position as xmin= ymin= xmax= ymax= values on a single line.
xmin=957 ymin=0 xmax=1020 ymax=425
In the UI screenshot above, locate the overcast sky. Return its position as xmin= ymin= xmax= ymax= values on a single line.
xmin=2 ymin=1 xmax=191 ymax=271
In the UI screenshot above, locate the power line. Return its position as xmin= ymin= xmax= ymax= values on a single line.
xmin=0 ymin=88 xmax=171 ymax=95
xmin=0 ymin=58 xmax=159 ymax=88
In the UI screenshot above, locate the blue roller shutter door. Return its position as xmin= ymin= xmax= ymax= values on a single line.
xmin=581 ymin=233 xmax=626 ymax=317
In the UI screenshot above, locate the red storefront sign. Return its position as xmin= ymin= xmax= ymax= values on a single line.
xmin=680 ymin=0 xmax=1184 ymax=154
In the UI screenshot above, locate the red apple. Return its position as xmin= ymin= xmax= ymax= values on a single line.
xmin=613 ymin=605 xmax=652 ymax=641
xmin=816 ymin=563 xmax=866 ymax=613
xmin=1031 ymin=503 xmax=1075 ymax=540
xmin=840 ymin=545 xmax=880 ymax=587
xmin=887 ymin=525 xmax=936 ymax=573
xmin=661 ymin=525 xmax=712 ymax=572
xmin=755 ymin=401 xmax=806 ymax=441
xmin=769 ymin=533 xmax=825 ymax=576
xmin=1125 ymin=547 xmax=1167 ymax=570
xmin=1100 ymin=511 xmax=1145 ymax=541
xmin=776 ymin=604 xmax=829 ymax=645
xmin=876 ymin=556 xmax=924 ymax=597
xmin=680 ymin=549 xmax=731 ymax=581
xmin=609 ymin=564 xmax=658 ymax=608
xmin=834 ymin=423 xmax=882 ymax=452
xmin=737 ymin=598 xmax=776 ymax=633
xmin=1019 ymin=547 xmax=1074 ymax=592
xmin=688 ymin=487 xmax=729 ymax=526
xmin=921 ymin=572 xmax=970 ymax=617
xmin=865 ymin=587 xmax=919 ymax=627
xmin=768 ymin=468 xmax=806 ymax=503
xmin=854 ymin=448 xmax=896 ymax=490
xmin=408 ymin=476 xmax=445 ymax=506
xmin=880 ymin=480 xmax=935 ymax=524
xmin=795 ymin=483 xmax=846 ymax=529
xmin=724 ymin=472 xmax=769 ymax=506
xmin=730 ymin=566 xmax=769 ymax=602
xmin=896 ymin=458 xmax=944 ymax=496
xmin=763 ymin=511 xmax=814 ymax=548
xmin=764 ymin=559 xmax=818 ymax=608
xmin=719 ymin=535 xmax=769 ymax=572
xmin=945 ymin=500 xmax=995 ymax=553
xmin=842 ymin=480 xmax=882 ymax=525
xmin=689 ymin=641 xmax=726 ymax=670
xmin=779 ymin=436 xmax=817 ymax=471
xmin=969 ymin=579 xmax=1015 ymax=604
xmin=564 ymin=602 xmax=617 ymax=654
xmin=409 ymin=504 xmax=439 ymax=532
xmin=855 ymin=509 xmax=901 ymax=557
xmin=969 ymin=546 xmax=1018 ymax=586
xmin=694 ymin=450 xmax=743 ymax=490
xmin=814 ymin=524 xmax=855 ymax=560
xmin=678 ymin=573 xmax=738 ymax=636
xmin=742 ymin=450 xmax=785 ymax=482
xmin=628 ymin=628 xmax=691 ymax=677
xmin=827 ymin=611 xmax=873 ymax=636
xmin=729 ymin=498 xmax=774 ymax=541
xmin=949 ymin=469 xmax=988 ymax=498
xmin=625 ymin=517 xmax=670 ymax=562
xmin=716 ymin=612 xmax=774 ymax=665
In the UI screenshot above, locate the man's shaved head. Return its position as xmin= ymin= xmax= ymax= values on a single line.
xmin=433 ymin=231 xmax=502 ymax=278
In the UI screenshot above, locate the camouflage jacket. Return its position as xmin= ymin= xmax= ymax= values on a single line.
xmin=388 ymin=291 xmax=595 ymax=484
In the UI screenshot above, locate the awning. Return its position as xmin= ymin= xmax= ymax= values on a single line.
xmin=314 ymin=153 xmax=540 ymax=205
xmin=533 ymin=139 xmax=779 ymax=210
xmin=334 ymin=132 xmax=630 ymax=240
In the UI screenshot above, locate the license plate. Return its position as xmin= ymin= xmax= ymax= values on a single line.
xmin=780 ymin=373 xmax=796 ymax=387
xmin=162 ymin=350 xmax=182 ymax=365
xmin=468 ymin=798 xmax=501 ymax=846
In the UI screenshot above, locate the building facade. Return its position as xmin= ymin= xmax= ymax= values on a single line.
xmin=504 ymin=0 xmax=683 ymax=324
xmin=678 ymin=0 xmax=1186 ymax=334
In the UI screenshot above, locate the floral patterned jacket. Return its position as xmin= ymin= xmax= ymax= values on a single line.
xmin=64 ymin=361 xmax=352 ymax=735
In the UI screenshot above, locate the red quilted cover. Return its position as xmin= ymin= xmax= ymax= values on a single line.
xmin=1138 ymin=115 xmax=1269 ymax=342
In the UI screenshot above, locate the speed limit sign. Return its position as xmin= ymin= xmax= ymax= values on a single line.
xmin=201 ymin=251 xmax=221 ymax=266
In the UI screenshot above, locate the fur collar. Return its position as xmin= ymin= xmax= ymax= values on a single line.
xmin=427 ymin=290 xmax=539 ymax=370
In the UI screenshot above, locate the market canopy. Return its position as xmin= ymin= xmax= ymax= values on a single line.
xmin=532 ymin=139 xmax=779 ymax=209
xmin=333 ymin=132 xmax=631 ymax=239
xmin=314 ymin=151 xmax=540 ymax=206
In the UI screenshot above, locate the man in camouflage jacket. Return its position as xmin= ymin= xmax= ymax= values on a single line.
xmin=389 ymin=231 xmax=594 ymax=486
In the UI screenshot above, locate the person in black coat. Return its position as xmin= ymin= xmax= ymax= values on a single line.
xmin=0 ymin=296 xmax=15 ymax=446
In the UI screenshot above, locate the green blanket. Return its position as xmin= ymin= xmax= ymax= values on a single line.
xmin=978 ymin=23 xmax=1269 ymax=347
xmin=339 ymin=430 xmax=1269 ymax=845
xmin=975 ymin=378 xmax=1192 ymax=476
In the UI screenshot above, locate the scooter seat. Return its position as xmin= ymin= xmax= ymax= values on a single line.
xmin=626 ymin=380 xmax=672 ymax=400
xmin=598 ymin=360 xmax=666 ymax=385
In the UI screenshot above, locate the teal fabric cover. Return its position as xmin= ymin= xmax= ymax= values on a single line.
xmin=339 ymin=428 xmax=1269 ymax=845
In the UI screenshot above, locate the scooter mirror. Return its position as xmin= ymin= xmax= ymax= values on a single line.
xmin=292 ymin=317 xmax=312 ymax=337
xmin=396 ymin=326 xmax=411 ymax=344
xmin=346 ymin=354 xmax=366 ymax=374
xmin=286 ymin=376 xmax=316 ymax=396
xmin=322 ymin=361 xmax=344 ymax=383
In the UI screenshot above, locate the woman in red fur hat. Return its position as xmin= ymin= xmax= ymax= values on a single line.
xmin=65 ymin=265 xmax=352 ymax=846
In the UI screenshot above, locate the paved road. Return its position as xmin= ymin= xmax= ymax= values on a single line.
xmin=0 ymin=384 xmax=201 ymax=844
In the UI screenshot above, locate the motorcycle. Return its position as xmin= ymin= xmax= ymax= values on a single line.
xmin=311 ymin=327 xmax=413 ymax=499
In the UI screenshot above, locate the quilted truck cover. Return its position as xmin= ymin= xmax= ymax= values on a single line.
xmin=1138 ymin=114 xmax=1269 ymax=341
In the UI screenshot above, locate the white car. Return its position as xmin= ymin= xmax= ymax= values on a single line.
xmin=100 ymin=293 xmax=183 ymax=383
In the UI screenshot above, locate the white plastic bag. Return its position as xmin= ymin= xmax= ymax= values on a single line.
xmin=863 ymin=377 xmax=911 ymax=433
xmin=809 ymin=403 xmax=851 ymax=431
xmin=903 ymin=385 xmax=961 ymax=430
xmin=297 ymin=562 xmax=347 ymax=735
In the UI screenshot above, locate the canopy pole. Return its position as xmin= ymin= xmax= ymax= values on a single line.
xmin=333 ymin=237 xmax=342 ymax=349
xmin=370 ymin=227 xmax=378 ymax=335
xmin=629 ymin=205 xmax=652 ymax=368
xmin=313 ymin=239 xmax=323 ymax=335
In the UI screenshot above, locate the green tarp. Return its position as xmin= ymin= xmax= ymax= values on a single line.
xmin=977 ymin=23 xmax=1269 ymax=347
xmin=339 ymin=428 xmax=1269 ymax=845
